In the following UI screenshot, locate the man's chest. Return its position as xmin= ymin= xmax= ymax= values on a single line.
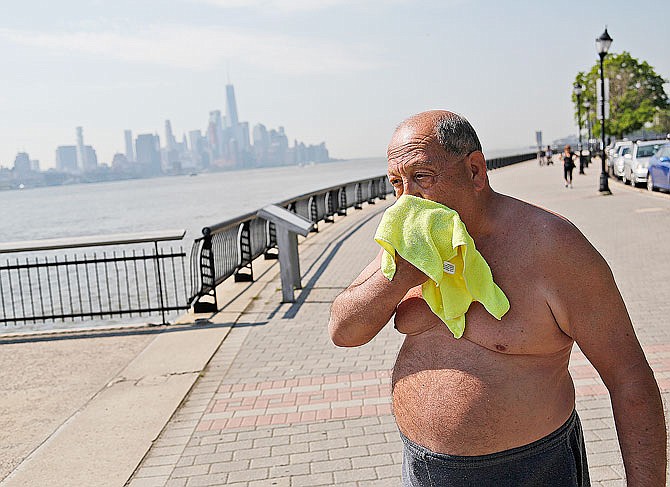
xmin=462 ymin=239 xmax=571 ymax=354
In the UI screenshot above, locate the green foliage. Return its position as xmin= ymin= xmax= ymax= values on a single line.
xmin=653 ymin=108 xmax=670 ymax=135
xmin=572 ymin=51 xmax=669 ymax=139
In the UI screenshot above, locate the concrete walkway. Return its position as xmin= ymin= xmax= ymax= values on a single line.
xmin=3 ymin=157 xmax=669 ymax=486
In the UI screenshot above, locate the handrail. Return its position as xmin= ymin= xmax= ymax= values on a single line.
xmin=0 ymin=230 xmax=189 ymax=326
xmin=189 ymin=175 xmax=392 ymax=311
xmin=0 ymin=229 xmax=187 ymax=254
xmin=200 ymin=176 xmax=387 ymax=237
xmin=202 ymin=213 xmax=257 ymax=236
xmin=486 ymin=152 xmax=537 ymax=170
xmin=189 ymin=152 xmax=537 ymax=312
xmin=198 ymin=151 xmax=536 ymax=240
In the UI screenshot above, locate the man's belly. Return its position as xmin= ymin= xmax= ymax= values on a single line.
xmin=392 ymin=326 xmax=575 ymax=456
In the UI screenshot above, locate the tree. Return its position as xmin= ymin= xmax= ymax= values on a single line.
xmin=653 ymin=108 xmax=670 ymax=135
xmin=572 ymin=51 xmax=668 ymax=139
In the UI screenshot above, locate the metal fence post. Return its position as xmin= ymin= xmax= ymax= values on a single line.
xmin=378 ymin=178 xmax=387 ymax=200
xmin=194 ymin=231 xmax=218 ymax=313
xmin=309 ymin=196 xmax=319 ymax=233
xmin=154 ymin=241 xmax=167 ymax=324
xmin=264 ymin=221 xmax=279 ymax=260
xmin=354 ymin=183 xmax=363 ymax=210
xmin=324 ymin=191 xmax=335 ymax=223
xmin=338 ymin=188 xmax=347 ymax=216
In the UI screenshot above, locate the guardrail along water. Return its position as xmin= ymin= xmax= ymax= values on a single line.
xmin=0 ymin=230 xmax=189 ymax=328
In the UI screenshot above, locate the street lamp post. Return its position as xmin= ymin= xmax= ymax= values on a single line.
xmin=583 ymin=100 xmax=592 ymax=167
xmin=596 ymin=27 xmax=613 ymax=194
xmin=573 ymin=83 xmax=585 ymax=174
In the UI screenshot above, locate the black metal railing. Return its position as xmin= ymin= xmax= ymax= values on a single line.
xmin=0 ymin=230 xmax=189 ymax=327
xmin=486 ymin=152 xmax=537 ymax=170
xmin=189 ymin=176 xmax=392 ymax=311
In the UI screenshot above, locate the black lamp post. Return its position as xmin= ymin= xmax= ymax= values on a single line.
xmin=597 ymin=27 xmax=613 ymax=194
xmin=573 ymin=83 xmax=585 ymax=174
xmin=583 ymin=100 xmax=592 ymax=167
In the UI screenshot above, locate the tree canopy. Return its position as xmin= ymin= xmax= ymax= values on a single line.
xmin=572 ymin=51 xmax=668 ymax=139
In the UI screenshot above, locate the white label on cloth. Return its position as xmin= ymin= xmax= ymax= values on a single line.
xmin=443 ymin=261 xmax=456 ymax=274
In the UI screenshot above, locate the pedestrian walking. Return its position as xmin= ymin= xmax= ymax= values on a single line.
xmin=546 ymin=145 xmax=553 ymax=165
xmin=562 ymin=144 xmax=576 ymax=187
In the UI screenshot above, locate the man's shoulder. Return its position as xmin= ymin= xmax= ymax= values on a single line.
xmin=496 ymin=196 xmax=608 ymax=288
xmin=499 ymin=196 xmax=587 ymax=250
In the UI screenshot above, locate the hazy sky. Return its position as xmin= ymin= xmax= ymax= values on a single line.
xmin=1 ymin=0 xmax=668 ymax=168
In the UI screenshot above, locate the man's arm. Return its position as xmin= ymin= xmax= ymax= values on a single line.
xmin=328 ymin=250 xmax=427 ymax=347
xmin=549 ymin=235 xmax=666 ymax=486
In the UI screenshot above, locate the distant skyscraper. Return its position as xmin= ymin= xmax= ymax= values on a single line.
xmin=111 ymin=153 xmax=129 ymax=169
xmin=209 ymin=110 xmax=222 ymax=132
xmin=56 ymin=145 xmax=78 ymax=172
xmin=135 ymin=134 xmax=161 ymax=175
xmin=225 ymin=84 xmax=239 ymax=127
xmin=124 ymin=130 xmax=134 ymax=162
xmin=164 ymin=120 xmax=177 ymax=150
xmin=252 ymin=123 xmax=270 ymax=162
xmin=189 ymin=129 xmax=206 ymax=167
xmin=188 ymin=130 xmax=200 ymax=152
xmin=237 ymin=122 xmax=250 ymax=152
xmin=84 ymin=146 xmax=98 ymax=170
xmin=208 ymin=110 xmax=224 ymax=158
xmin=76 ymin=126 xmax=86 ymax=172
xmin=13 ymin=152 xmax=31 ymax=174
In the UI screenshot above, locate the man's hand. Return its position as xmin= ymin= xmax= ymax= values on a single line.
xmin=393 ymin=253 xmax=430 ymax=290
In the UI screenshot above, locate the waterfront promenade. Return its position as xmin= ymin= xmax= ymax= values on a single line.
xmin=2 ymin=157 xmax=670 ymax=486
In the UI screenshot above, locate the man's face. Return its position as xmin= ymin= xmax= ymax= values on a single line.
xmin=386 ymin=125 xmax=468 ymax=210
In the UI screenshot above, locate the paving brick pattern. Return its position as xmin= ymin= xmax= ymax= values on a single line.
xmin=128 ymin=161 xmax=670 ymax=486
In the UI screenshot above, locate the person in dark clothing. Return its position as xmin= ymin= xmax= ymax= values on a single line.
xmin=562 ymin=145 xmax=577 ymax=188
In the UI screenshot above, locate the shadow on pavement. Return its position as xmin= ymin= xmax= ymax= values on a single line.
xmin=0 ymin=319 xmax=270 ymax=345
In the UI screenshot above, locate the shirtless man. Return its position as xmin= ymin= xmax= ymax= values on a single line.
xmin=328 ymin=111 xmax=665 ymax=486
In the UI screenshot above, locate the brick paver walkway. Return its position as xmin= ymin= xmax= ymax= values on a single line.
xmin=127 ymin=158 xmax=670 ymax=487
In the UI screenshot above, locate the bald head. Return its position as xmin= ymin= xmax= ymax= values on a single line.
xmin=391 ymin=110 xmax=482 ymax=159
xmin=386 ymin=110 xmax=491 ymax=214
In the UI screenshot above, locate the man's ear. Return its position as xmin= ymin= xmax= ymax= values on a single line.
xmin=467 ymin=151 xmax=488 ymax=191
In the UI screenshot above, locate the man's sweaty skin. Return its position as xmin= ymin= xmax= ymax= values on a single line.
xmin=328 ymin=111 xmax=666 ymax=485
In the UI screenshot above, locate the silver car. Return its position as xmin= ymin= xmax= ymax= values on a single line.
xmin=622 ymin=140 xmax=667 ymax=187
xmin=608 ymin=141 xmax=632 ymax=178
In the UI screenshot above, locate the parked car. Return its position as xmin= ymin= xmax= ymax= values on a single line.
xmin=607 ymin=139 xmax=627 ymax=160
xmin=608 ymin=141 xmax=632 ymax=178
xmin=622 ymin=140 xmax=667 ymax=187
xmin=647 ymin=142 xmax=670 ymax=192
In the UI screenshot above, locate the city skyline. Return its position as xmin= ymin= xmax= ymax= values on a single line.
xmin=1 ymin=1 xmax=668 ymax=169
xmin=4 ymin=83 xmax=330 ymax=185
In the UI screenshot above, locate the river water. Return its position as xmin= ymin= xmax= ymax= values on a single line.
xmin=0 ymin=158 xmax=389 ymax=243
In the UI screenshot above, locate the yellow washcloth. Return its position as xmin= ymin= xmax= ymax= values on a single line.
xmin=374 ymin=194 xmax=509 ymax=338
